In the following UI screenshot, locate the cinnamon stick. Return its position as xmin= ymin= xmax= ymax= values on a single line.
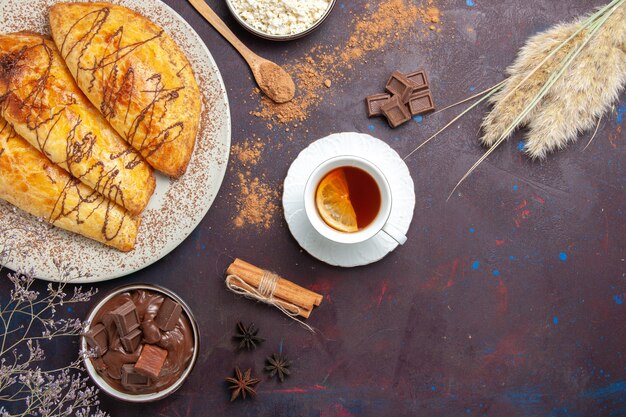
xmin=226 ymin=259 xmax=323 ymax=311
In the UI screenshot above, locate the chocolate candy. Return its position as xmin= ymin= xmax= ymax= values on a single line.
xmin=365 ymin=68 xmax=435 ymax=128
xmin=121 ymin=364 xmax=150 ymax=389
xmin=366 ymin=93 xmax=391 ymax=117
xmin=84 ymin=323 xmax=108 ymax=356
xmin=155 ymin=297 xmax=182 ymax=332
xmin=381 ymin=96 xmax=412 ymax=128
xmin=101 ymin=313 xmax=120 ymax=348
xmin=111 ymin=300 xmax=140 ymax=336
xmin=405 ymin=70 xmax=429 ymax=91
xmin=135 ymin=344 xmax=168 ymax=379
xmin=408 ymin=90 xmax=435 ymax=116
xmin=385 ymin=71 xmax=416 ymax=104
xmin=120 ymin=328 xmax=142 ymax=353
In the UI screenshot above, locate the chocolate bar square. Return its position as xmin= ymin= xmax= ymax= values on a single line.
xmin=385 ymin=71 xmax=415 ymax=104
xmin=120 ymin=328 xmax=142 ymax=353
xmin=101 ymin=313 xmax=119 ymax=347
xmin=84 ymin=323 xmax=108 ymax=356
xmin=381 ymin=96 xmax=412 ymax=128
xmin=408 ymin=90 xmax=436 ymax=115
xmin=135 ymin=344 xmax=168 ymax=379
xmin=121 ymin=364 xmax=150 ymax=389
xmin=111 ymin=301 xmax=140 ymax=337
xmin=365 ymin=93 xmax=391 ymax=117
xmin=155 ymin=297 xmax=182 ymax=332
xmin=405 ymin=70 xmax=429 ymax=91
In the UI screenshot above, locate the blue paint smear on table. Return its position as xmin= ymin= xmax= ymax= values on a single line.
xmin=492 ymin=269 xmax=500 ymax=277
xmin=413 ymin=115 xmax=423 ymax=123
xmin=505 ymin=386 xmax=543 ymax=405
xmin=559 ymin=252 xmax=568 ymax=261
xmin=553 ymin=316 xmax=559 ymax=325
xmin=368 ymin=124 xmax=376 ymax=131
xmin=614 ymin=294 xmax=623 ymax=305
xmin=517 ymin=141 xmax=525 ymax=152
xmin=617 ymin=106 xmax=626 ymax=124
xmin=471 ymin=260 xmax=480 ymax=270
xmin=581 ymin=380 xmax=626 ymax=399
xmin=466 ymin=0 xmax=475 ymax=6
xmin=469 ymin=228 xmax=475 ymax=233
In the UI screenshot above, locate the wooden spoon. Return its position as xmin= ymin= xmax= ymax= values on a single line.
xmin=188 ymin=0 xmax=296 ymax=104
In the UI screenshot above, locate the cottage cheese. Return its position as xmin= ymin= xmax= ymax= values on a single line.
xmin=229 ymin=0 xmax=331 ymax=36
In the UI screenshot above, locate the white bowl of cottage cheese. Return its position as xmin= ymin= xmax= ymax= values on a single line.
xmin=225 ymin=0 xmax=336 ymax=40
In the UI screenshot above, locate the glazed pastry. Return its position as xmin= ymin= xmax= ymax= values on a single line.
xmin=50 ymin=2 xmax=202 ymax=177
xmin=0 ymin=32 xmax=155 ymax=215
xmin=0 ymin=119 xmax=140 ymax=252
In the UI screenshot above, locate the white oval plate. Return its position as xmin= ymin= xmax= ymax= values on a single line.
xmin=0 ymin=0 xmax=231 ymax=283
xmin=283 ymin=132 xmax=416 ymax=267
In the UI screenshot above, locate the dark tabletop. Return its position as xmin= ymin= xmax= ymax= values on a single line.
xmin=1 ymin=0 xmax=625 ymax=416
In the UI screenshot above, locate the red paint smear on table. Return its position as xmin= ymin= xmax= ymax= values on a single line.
xmin=514 ymin=199 xmax=531 ymax=228
xmin=533 ymin=195 xmax=545 ymax=205
xmin=321 ymin=404 xmax=356 ymax=417
xmin=273 ymin=384 xmax=327 ymax=394
xmin=376 ymin=279 xmax=389 ymax=306
xmin=608 ymin=125 xmax=621 ymax=149
xmin=421 ymin=258 xmax=467 ymax=290
xmin=484 ymin=332 xmax=526 ymax=366
xmin=308 ymin=279 xmax=334 ymax=294
xmin=496 ymin=278 xmax=509 ymax=314
xmin=496 ymin=239 xmax=506 ymax=246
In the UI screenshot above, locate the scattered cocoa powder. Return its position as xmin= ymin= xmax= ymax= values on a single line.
xmin=250 ymin=0 xmax=442 ymax=125
xmin=232 ymin=172 xmax=279 ymax=230
xmin=231 ymin=139 xmax=264 ymax=167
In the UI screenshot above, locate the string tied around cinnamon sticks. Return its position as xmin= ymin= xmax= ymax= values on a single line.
xmin=225 ymin=259 xmax=323 ymax=333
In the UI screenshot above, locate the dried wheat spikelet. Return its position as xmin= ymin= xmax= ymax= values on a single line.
xmin=481 ymin=3 xmax=626 ymax=159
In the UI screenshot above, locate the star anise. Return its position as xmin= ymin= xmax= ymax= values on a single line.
xmin=265 ymin=353 xmax=291 ymax=382
xmin=233 ymin=321 xmax=264 ymax=350
xmin=225 ymin=367 xmax=260 ymax=401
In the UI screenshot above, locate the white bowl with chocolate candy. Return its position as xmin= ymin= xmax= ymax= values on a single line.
xmin=82 ymin=284 xmax=199 ymax=402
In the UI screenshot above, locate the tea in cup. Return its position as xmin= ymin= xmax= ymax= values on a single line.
xmin=304 ymin=155 xmax=407 ymax=245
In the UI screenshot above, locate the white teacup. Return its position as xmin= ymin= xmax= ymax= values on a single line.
xmin=304 ymin=155 xmax=407 ymax=245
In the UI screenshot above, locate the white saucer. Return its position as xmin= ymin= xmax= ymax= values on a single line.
xmin=283 ymin=132 xmax=415 ymax=267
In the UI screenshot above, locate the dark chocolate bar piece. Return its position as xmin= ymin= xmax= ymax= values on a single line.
xmin=120 ymin=328 xmax=142 ymax=353
xmin=155 ymin=297 xmax=182 ymax=332
xmin=365 ymin=93 xmax=391 ymax=117
xmin=135 ymin=344 xmax=168 ymax=379
xmin=84 ymin=323 xmax=108 ymax=356
xmin=408 ymin=90 xmax=436 ymax=116
xmin=111 ymin=300 xmax=140 ymax=337
xmin=101 ymin=313 xmax=119 ymax=348
xmin=381 ymin=96 xmax=412 ymax=128
xmin=385 ymin=71 xmax=415 ymax=104
xmin=121 ymin=364 xmax=151 ymax=389
xmin=405 ymin=70 xmax=429 ymax=91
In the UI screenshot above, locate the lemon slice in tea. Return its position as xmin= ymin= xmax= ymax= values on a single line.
xmin=315 ymin=169 xmax=358 ymax=233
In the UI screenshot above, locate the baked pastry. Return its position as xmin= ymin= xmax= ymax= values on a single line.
xmin=0 ymin=32 xmax=155 ymax=215
xmin=0 ymin=118 xmax=139 ymax=252
xmin=50 ymin=2 xmax=202 ymax=177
